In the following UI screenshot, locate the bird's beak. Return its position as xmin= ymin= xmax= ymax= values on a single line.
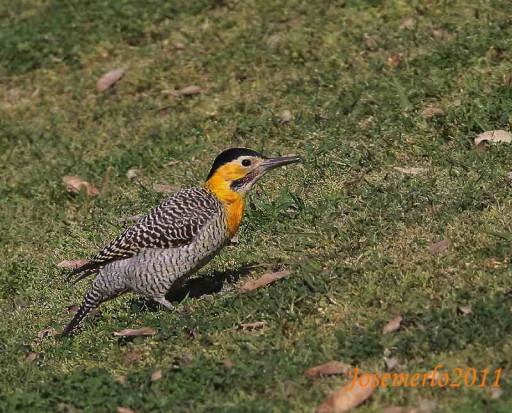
xmin=235 ymin=155 xmax=301 ymax=189
xmin=257 ymin=156 xmax=302 ymax=174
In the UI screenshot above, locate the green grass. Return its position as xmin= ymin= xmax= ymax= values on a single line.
xmin=1 ymin=0 xmax=512 ymax=411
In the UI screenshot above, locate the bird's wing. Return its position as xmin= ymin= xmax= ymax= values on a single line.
xmin=69 ymin=187 xmax=222 ymax=283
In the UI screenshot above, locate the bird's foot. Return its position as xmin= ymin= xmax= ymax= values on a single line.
xmin=153 ymin=297 xmax=175 ymax=311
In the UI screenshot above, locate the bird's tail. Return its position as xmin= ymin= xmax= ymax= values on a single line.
xmin=62 ymin=289 xmax=103 ymax=336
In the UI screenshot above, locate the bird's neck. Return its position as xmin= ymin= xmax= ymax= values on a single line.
xmin=204 ymin=179 xmax=246 ymax=237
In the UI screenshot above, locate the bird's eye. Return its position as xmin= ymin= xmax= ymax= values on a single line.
xmin=242 ymin=159 xmax=251 ymax=167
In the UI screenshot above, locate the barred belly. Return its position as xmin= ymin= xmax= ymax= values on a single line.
xmin=97 ymin=212 xmax=227 ymax=298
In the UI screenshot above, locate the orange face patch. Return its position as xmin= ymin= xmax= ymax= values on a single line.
xmin=204 ymin=163 xmax=248 ymax=237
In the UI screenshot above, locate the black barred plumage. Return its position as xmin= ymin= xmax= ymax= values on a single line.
xmin=62 ymin=148 xmax=301 ymax=336
xmin=69 ymin=187 xmax=220 ymax=283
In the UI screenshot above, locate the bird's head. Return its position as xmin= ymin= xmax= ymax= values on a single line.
xmin=204 ymin=148 xmax=301 ymax=202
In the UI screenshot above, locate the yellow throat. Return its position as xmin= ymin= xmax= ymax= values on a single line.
xmin=204 ymin=163 xmax=247 ymax=237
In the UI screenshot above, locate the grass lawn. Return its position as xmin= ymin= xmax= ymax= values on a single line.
xmin=1 ymin=0 xmax=512 ymax=411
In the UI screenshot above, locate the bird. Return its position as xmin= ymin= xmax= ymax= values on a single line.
xmin=62 ymin=148 xmax=301 ymax=335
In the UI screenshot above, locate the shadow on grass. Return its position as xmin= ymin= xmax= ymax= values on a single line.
xmin=127 ymin=264 xmax=255 ymax=313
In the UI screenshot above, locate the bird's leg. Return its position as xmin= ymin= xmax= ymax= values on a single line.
xmin=153 ymin=296 xmax=175 ymax=311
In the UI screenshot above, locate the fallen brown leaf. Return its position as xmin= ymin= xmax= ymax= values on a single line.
xmin=384 ymin=407 xmax=419 ymax=413
xmin=239 ymin=321 xmax=267 ymax=330
xmin=279 ymin=109 xmax=292 ymax=123
xmin=37 ymin=327 xmax=55 ymax=339
xmin=223 ymin=358 xmax=234 ymax=369
xmin=97 ymin=68 xmax=126 ymax=92
xmin=382 ymin=315 xmax=402 ymax=334
xmin=116 ymin=408 xmax=135 ymax=413
xmin=67 ymin=305 xmax=79 ymax=314
xmin=113 ymin=327 xmax=157 ymax=337
xmin=62 ymin=175 xmax=100 ymax=197
xmin=316 ymin=377 xmax=376 ymax=412
xmin=114 ymin=375 xmax=126 ymax=385
xmin=239 ymin=270 xmax=292 ymax=293
xmin=422 ymin=106 xmax=445 ymax=119
xmin=126 ymin=167 xmax=142 ymax=180
xmin=168 ymin=85 xmax=202 ymax=97
xmin=458 ymin=305 xmax=472 ymax=315
xmin=428 ymin=238 xmax=451 ymax=253
xmin=172 ymin=41 xmax=185 ymax=50
xmin=383 ymin=357 xmax=400 ymax=370
xmin=118 ymin=214 xmax=144 ymax=223
xmin=101 ymin=166 xmax=112 ymax=194
xmin=387 ymin=53 xmax=403 ymax=68
xmin=474 ymin=130 xmax=512 ymax=146
xmin=24 ymin=352 xmax=37 ymax=363
xmin=152 ymin=183 xmax=176 ymax=193
xmin=399 ymin=17 xmax=416 ymax=30
xmin=151 ymin=369 xmax=163 ymax=381
xmin=488 ymin=386 xmax=503 ymax=400
xmin=394 ymin=167 xmax=427 ymax=175
xmin=430 ymin=29 xmax=453 ymax=41
xmin=57 ymin=260 xmax=89 ymax=270
xmin=305 ymin=361 xmax=351 ymax=377
xmin=363 ymin=35 xmax=382 ymax=48
xmin=266 ymin=33 xmax=282 ymax=47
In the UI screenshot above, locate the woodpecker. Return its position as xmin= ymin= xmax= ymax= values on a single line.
xmin=62 ymin=148 xmax=301 ymax=335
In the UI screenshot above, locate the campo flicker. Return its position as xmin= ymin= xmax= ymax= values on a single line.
xmin=63 ymin=148 xmax=301 ymax=335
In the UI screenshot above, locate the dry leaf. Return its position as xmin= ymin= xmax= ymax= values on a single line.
xmin=37 ymin=327 xmax=55 ymax=339
xmin=223 ymin=358 xmax=234 ymax=369
xmin=126 ymin=167 xmax=142 ymax=179
xmin=428 ymin=238 xmax=451 ymax=253
xmin=383 ymin=315 xmax=402 ymax=334
xmin=62 ymin=175 xmax=100 ymax=197
xmin=394 ymin=167 xmax=427 ymax=175
xmin=101 ymin=166 xmax=112 ymax=194
xmin=239 ymin=270 xmax=292 ymax=293
xmin=266 ymin=34 xmax=282 ymax=47
xmin=384 ymin=357 xmax=399 ymax=370
xmin=316 ymin=377 xmax=376 ymax=412
xmin=116 ymin=408 xmax=135 ymax=413
xmin=114 ymin=375 xmax=126 ymax=385
xmin=151 ymin=369 xmax=163 ymax=381
xmin=118 ymin=214 xmax=144 ymax=223
xmin=387 ymin=53 xmax=403 ymax=67
xmin=176 ymin=85 xmax=203 ymax=96
xmin=305 ymin=361 xmax=351 ymax=377
xmin=239 ymin=321 xmax=267 ymax=330
xmin=418 ymin=398 xmax=437 ymax=413
xmin=57 ymin=260 xmax=89 ymax=270
xmin=399 ymin=17 xmax=416 ymax=30
xmin=458 ymin=305 xmax=472 ymax=315
xmin=113 ymin=327 xmax=157 ymax=337
xmin=24 ymin=353 xmax=37 ymax=363
xmin=384 ymin=407 xmax=419 ymax=413
xmin=488 ymin=386 xmax=503 ymax=400
xmin=152 ymin=183 xmax=176 ymax=193
xmin=67 ymin=305 xmax=79 ymax=314
xmin=97 ymin=68 xmax=126 ymax=92
xmin=422 ymin=107 xmax=445 ymax=119
xmin=172 ymin=41 xmax=185 ymax=50
xmin=363 ymin=35 xmax=382 ymax=48
xmin=474 ymin=130 xmax=512 ymax=146
xmin=430 ymin=29 xmax=453 ymax=41
xmin=280 ymin=109 xmax=292 ymax=123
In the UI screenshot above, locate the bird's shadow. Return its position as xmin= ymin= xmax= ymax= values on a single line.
xmin=127 ymin=264 xmax=255 ymax=313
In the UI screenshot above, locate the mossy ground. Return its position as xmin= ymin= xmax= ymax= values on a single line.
xmin=1 ymin=0 xmax=512 ymax=411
